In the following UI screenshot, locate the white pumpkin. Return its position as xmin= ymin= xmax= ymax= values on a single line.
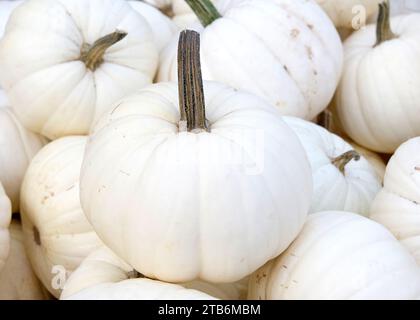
xmin=370 ymin=137 xmax=420 ymax=265
xmin=0 ymin=221 xmax=48 ymax=300
xmin=158 ymin=0 xmax=343 ymax=121
xmin=61 ymin=247 xmax=243 ymax=300
xmin=20 ymin=136 xmax=103 ymax=298
xmin=248 ymin=211 xmax=420 ymax=300
xmin=0 ymin=0 xmax=23 ymax=39
xmin=81 ymin=30 xmax=312 ymax=283
xmin=0 ymin=90 xmax=46 ymax=212
xmin=0 ymin=0 xmax=158 ymax=140
xmin=335 ymin=3 xmax=420 ymax=153
xmin=80 ymin=79 xmax=312 ymax=283
xmin=315 ymin=0 xmax=382 ymax=29
xmin=284 ymin=117 xmax=381 ymax=216
xmin=128 ymin=1 xmax=177 ymax=52
xmin=0 ymin=182 xmax=11 ymax=272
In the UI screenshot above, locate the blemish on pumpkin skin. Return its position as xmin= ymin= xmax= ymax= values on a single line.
xmin=283 ymin=65 xmax=290 ymax=74
xmin=290 ymin=29 xmax=300 ymax=38
xmin=415 ymin=166 xmax=420 ymax=171
xmin=306 ymin=46 xmax=313 ymax=60
xmin=33 ymin=226 xmax=41 ymax=246
xmin=307 ymin=23 xmax=314 ymax=30
xmin=120 ymin=170 xmax=130 ymax=176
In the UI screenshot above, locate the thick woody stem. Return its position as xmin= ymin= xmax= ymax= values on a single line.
xmin=184 ymin=0 xmax=221 ymax=27
xmin=332 ymin=150 xmax=361 ymax=173
xmin=177 ymin=30 xmax=208 ymax=132
xmin=376 ymin=1 xmax=396 ymax=46
xmin=80 ymin=31 xmax=127 ymax=71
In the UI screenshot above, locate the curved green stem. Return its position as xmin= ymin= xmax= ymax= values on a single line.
xmin=185 ymin=0 xmax=221 ymax=27
xmin=376 ymin=0 xmax=396 ymax=46
xmin=80 ymin=31 xmax=127 ymax=71
xmin=178 ymin=30 xmax=208 ymax=132
xmin=332 ymin=150 xmax=360 ymax=173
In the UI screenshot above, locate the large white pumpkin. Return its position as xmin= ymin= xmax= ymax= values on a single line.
xmin=158 ymin=0 xmax=343 ymax=120
xmin=335 ymin=4 xmax=420 ymax=153
xmin=128 ymin=1 xmax=177 ymax=52
xmin=61 ymin=247 xmax=244 ymax=300
xmin=20 ymin=136 xmax=103 ymax=298
xmin=0 ymin=0 xmax=23 ymax=38
xmin=248 ymin=211 xmax=420 ymax=300
xmin=0 ymin=221 xmax=48 ymax=300
xmin=81 ymin=48 xmax=312 ymax=285
xmin=370 ymin=137 xmax=420 ymax=265
xmin=284 ymin=117 xmax=381 ymax=216
xmin=0 ymin=0 xmax=158 ymax=140
xmin=0 ymin=90 xmax=46 ymax=212
xmin=0 ymin=182 xmax=11 ymax=273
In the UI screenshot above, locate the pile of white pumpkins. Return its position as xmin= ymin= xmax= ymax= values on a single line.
xmin=0 ymin=0 xmax=420 ymax=300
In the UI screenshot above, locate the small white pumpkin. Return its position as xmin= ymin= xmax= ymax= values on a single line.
xmin=370 ymin=137 xmax=420 ymax=265
xmin=0 ymin=182 xmax=11 ymax=273
xmin=61 ymin=247 xmax=243 ymax=300
xmin=158 ymin=0 xmax=343 ymax=120
xmin=0 ymin=0 xmax=158 ymax=140
xmin=335 ymin=3 xmax=420 ymax=153
xmin=0 ymin=90 xmax=46 ymax=212
xmin=284 ymin=117 xmax=381 ymax=216
xmin=80 ymin=31 xmax=312 ymax=284
xmin=0 ymin=0 xmax=23 ymax=39
xmin=20 ymin=136 xmax=103 ymax=298
xmin=0 ymin=221 xmax=48 ymax=300
xmin=128 ymin=1 xmax=177 ymax=52
xmin=315 ymin=0 xmax=382 ymax=29
xmin=248 ymin=211 xmax=420 ymax=300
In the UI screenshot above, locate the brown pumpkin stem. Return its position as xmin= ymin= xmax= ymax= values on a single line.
xmin=80 ymin=31 xmax=127 ymax=71
xmin=332 ymin=150 xmax=361 ymax=173
xmin=185 ymin=0 xmax=221 ymax=27
xmin=317 ymin=110 xmax=334 ymax=132
xmin=178 ymin=30 xmax=208 ymax=133
xmin=375 ymin=0 xmax=396 ymax=46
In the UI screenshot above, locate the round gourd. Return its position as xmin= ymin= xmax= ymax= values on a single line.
xmin=335 ymin=3 xmax=420 ymax=153
xmin=283 ymin=117 xmax=381 ymax=216
xmin=0 ymin=182 xmax=11 ymax=272
xmin=128 ymin=1 xmax=177 ymax=52
xmin=158 ymin=0 xmax=343 ymax=121
xmin=61 ymin=247 xmax=243 ymax=300
xmin=0 ymin=1 xmax=22 ymax=39
xmin=80 ymin=31 xmax=312 ymax=284
xmin=0 ymin=90 xmax=46 ymax=212
xmin=370 ymin=137 xmax=420 ymax=265
xmin=0 ymin=0 xmax=158 ymax=140
xmin=20 ymin=136 xmax=103 ymax=298
xmin=0 ymin=220 xmax=48 ymax=300
xmin=248 ymin=211 xmax=420 ymax=300
xmin=315 ymin=0 xmax=381 ymax=29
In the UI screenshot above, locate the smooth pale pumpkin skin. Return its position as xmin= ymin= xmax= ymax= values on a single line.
xmin=248 ymin=211 xmax=420 ymax=300
xmin=61 ymin=247 xmax=242 ymax=300
xmin=158 ymin=0 xmax=343 ymax=121
xmin=0 ymin=90 xmax=46 ymax=212
xmin=350 ymin=142 xmax=386 ymax=183
xmin=284 ymin=117 xmax=381 ymax=216
xmin=0 ymin=182 xmax=11 ymax=273
xmin=80 ymin=81 xmax=312 ymax=284
xmin=0 ymin=221 xmax=48 ymax=300
xmin=335 ymin=14 xmax=420 ymax=153
xmin=0 ymin=0 xmax=158 ymax=140
xmin=128 ymin=1 xmax=176 ymax=52
xmin=370 ymin=138 xmax=420 ymax=265
xmin=315 ymin=0 xmax=381 ymax=29
xmin=20 ymin=136 xmax=103 ymax=298
xmin=0 ymin=0 xmax=23 ymax=38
